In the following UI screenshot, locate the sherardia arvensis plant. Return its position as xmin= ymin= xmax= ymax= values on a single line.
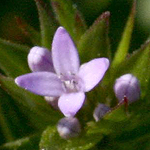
xmin=15 ymin=26 xmax=110 ymax=117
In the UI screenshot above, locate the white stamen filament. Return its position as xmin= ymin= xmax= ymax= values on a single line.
xmin=63 ymin=80 xmax=78 ymax=93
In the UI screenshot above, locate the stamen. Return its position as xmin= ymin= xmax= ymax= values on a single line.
xmin=63 ymin=79 xmax=78 ymax=93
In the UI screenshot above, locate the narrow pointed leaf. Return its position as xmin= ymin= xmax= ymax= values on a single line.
xmin=40 ymin=126 xmax=103 ymax=150
xmin=0 ymin=75 xmax=60 ymax=129
xmin=16 ymin=17 xmax=41 ymax=45
xmin=112 ymin=1 xmax=136 ymax=68
xmin=0 ymin=96 xmax=14 ymax=142
xmin=78 ymin=11 xmax=110 ymax=63
xmin=0 ymin=87 xmax=39 ymax=143
xmin=51 ymin=0 xmax=87 ymax=42
xmin=0 ymin=39 xmax=30 ymax=77
xmin=34 ymin=0 xmax=57 ymax=49
xmin=0 ymin=133 xmax=41 ymax=150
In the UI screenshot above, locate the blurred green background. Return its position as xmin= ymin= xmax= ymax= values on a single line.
xmin=0 ymin=0 xmax=149 ymax=53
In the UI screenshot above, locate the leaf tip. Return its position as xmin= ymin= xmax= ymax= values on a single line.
xmin=95 ymin=11 xmax=110 ymax=28
xmin=100 ymin=11 xmax=110 ymax=19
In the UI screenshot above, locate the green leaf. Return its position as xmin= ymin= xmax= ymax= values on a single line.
xmin=0 ymin=133 xmax=41 ymax=150
xmin=0 ymin=75 xmax=61 ymax=130
xmin=35 ymin=0 xmax=57 ymax=49
xmin=78 ymin=11 xmax=110 ymax=63
xmin=0 ymin=92 xmax=15 ymax=142
xmin=96 ymin=98 xmax=150 ymax=150
xmin=16 ymin=17 xmax=41 ymax=45
xmin=104 ymin=104 xmax=127 ymax=122
xmin=39 ymin=125 xmax=103 ymax=150
xmin=0 ymin=87 xmax=39 ymax=144
xmin=40 ymin=95 xmax=150 ymax=150
xmin=0 ymin=39 xmax=30 ymax=77
xmin=111 ymin=0 xmax=136 ymax=68
xmin=51 ymin=0 xmax=87 ymax=42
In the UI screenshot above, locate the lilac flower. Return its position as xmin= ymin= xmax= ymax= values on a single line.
xmin=44 ymin=96 xmax=59 ymax=110
xmin=114 ymin=74 xmax=140 ymax=103
xmin=15 ymin=27 xmax=109 ymax=117
xmin=27 ymin=46 xmax=54 ymax=72
xmin=93 ymin=103 xmax=110 ymax=122
xmin=57 ymin=117 xmax=81 ymax=139
xmin=27 ymin=46 xmax=59 ymax=108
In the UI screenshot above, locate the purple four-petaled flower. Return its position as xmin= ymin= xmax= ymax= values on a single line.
xmin=15 ymin=27 xmax=109 ymax=117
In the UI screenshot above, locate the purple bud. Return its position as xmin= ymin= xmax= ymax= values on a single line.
xmin=57 ymin=117 xmax=81 ymax=139
xmin=114 ymin=74 xmax=140 ymax=103
xmin=27 ymin=46 xmax=54 ymax=72
xmin=44 ymin=96 xmax=59 ymax=110
xmin=93 ymin=103 xmax=110 ymax=122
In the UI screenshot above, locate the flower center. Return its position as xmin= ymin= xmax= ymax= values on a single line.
xmin=63 ymin=79 xmax=78 ymax=92
xmin=59 ymin=73 xmax=82 ymax=93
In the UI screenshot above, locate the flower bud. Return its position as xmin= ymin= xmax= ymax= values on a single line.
xmin=44 ymin=96 xmax=59 ymax=110
xmin=57 ymin=117 xmax=81 ymax=139
xmin=114 ymin=74 xmax=140 ymax=103
xmin=93 ymin=103 xmax=110 ymax=122
xmin=28 ymin=46 xmax=54 ymax=72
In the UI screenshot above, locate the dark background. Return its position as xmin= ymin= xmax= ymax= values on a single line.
xmin=0 ymin=0 xmax=149 ymax=53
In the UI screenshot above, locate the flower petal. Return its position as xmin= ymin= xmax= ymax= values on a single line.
xmin=15 ymin=72 xmax=63 ymax=97
xmin=58 ymin=92 xmax=85 ymax=117
xmin=28 ymin=46 xmax=54 ymax=72
xmin=52 ymin=27 xmax=80 ymax=76
xmin=78 ymin=58 xmax=109 ymax=92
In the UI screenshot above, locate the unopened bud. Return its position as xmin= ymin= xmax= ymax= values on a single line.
xmin=44 ymin=96 xmax=59 ymax=110
xmin=93 ymin=103 xmax=110 ymax=122
xmin=28 ymin=46 xmax=54 ymax=72
xmin=57 ymin=117 xmax=81 ymax=139
xmin=114 ymin=74 xmax=140 ymax=103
